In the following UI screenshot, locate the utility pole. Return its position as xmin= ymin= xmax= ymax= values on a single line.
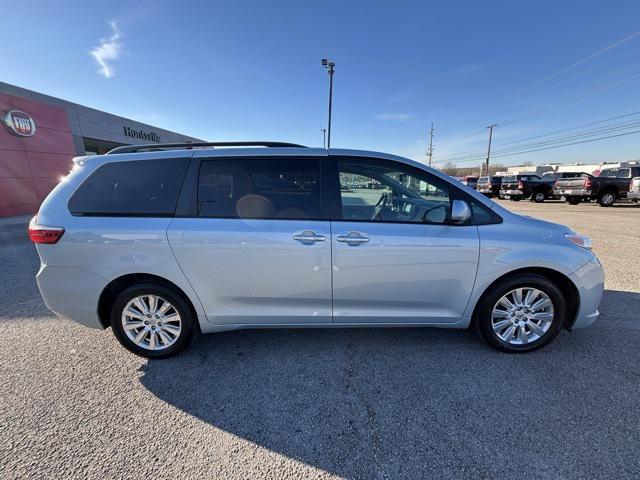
xmin=321 ymin=128 xmax=327 ymax=148
xmin=427 ymin=123 xmax=434 ymax=167
xmin=321 ymin=58 xmax=335 ymax=148
xmin=485 ymin=123 xmax=497 ymax=175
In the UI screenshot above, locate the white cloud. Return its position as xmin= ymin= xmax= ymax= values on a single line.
xmin=376 ymin=113 xmax=411 ymax=122
xmin=90 ymin=21 xmax=122 ymax=78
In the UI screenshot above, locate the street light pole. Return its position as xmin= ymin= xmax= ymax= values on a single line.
xmin=485 ymin=124 xmax=497 ymax=175
xmin=321 ymin=58 xmax=335 ymax=148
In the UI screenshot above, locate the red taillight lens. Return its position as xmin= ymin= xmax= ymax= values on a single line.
xmin=584 ymin=178 xmax=592 ymax=189
xmin=28 ymin=222 xmax=65 ymax=244
xmin=517 ymin=181 xmax=523 ymax=189
xmin=554 ymin=181 xmax=558 ymax=188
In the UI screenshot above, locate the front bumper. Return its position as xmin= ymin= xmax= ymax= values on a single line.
xmin=568 ymin=255 xmax=605 ymax=330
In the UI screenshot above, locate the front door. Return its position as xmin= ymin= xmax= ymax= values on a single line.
xmin=330 ymin=157 xmax=480 ymax=324
xmin=168 ymin=156 xmax=332 ymax=325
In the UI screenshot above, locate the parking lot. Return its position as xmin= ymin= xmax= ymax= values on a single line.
xmin=0 ymin=200 xmax=638 ymax=479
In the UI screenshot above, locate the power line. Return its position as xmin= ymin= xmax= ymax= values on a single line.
xmin=499 ymin=30 xmax=640 ymax=104
xmin=436 ymin=118 xmax=640 ymax=163
xmin=436 ymin=128 xmax=640 ymax=164
xmin=437 ymin=31 xmax=640 ymax=144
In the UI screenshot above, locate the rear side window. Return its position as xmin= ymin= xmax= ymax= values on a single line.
xmin=69 ymin=158 xmax=188 ymax=216
xmin=197 ymin=158 xmax=321 ymax=219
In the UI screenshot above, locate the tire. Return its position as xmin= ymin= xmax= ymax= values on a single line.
xmin=110 ymin=283 xmax=196 ymax=358
xmin=566 ymin=197 xmax=580 ymax=205
xmin=531 ymin=191 xmax=545 ymax=203
xmin=473 ymin=273 xmax=567 ymax=353
xmin=598 ymin=191 xmax=616 ymax=207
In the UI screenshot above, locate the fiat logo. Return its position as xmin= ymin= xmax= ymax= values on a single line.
xmin=4 ymin=110 xmax=36 ymax=137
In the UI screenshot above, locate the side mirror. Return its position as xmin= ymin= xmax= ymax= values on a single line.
xmin=451 ymin=200 xmax=471 ymax=224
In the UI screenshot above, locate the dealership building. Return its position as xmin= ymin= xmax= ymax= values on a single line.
xmin=0 ymin=81 xmax=201 ymax=217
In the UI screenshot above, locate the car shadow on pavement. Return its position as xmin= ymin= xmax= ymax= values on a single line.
xmin=138 ymin=289 xmax=640 ymax=479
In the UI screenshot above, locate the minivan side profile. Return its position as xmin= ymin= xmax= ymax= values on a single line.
xmin=30 ymin=143 xmax=604 ymax=358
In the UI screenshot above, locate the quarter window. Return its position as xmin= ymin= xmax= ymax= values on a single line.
xmin=68 ymin=158 xmax=188 ymax=216
xmin=197 ymin=158 xmax=321 ymax=219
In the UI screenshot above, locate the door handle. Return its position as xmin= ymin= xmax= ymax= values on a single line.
xmin=336 ymin=232 xmax=369 ymax=244
xmin=293 ymin=231 xmax=326 ymax=244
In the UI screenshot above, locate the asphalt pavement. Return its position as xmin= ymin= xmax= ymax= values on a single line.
xmin=0 ymin=201 xmax=638 ymax=479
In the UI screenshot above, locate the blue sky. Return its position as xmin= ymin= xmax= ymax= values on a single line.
xmin=2 ymin=0 xmax=640 ymax=167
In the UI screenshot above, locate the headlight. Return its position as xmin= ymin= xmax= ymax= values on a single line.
xmin=564 ymin=233 xmax=592 ymax=250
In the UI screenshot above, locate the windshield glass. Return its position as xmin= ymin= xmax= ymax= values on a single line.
xmin=502 ymin=176 xmax=516 ymax=183
xmin=478 ymin=176 xmax=489 ymax=182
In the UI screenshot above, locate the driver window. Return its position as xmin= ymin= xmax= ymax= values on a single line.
xmin=337 ymin=158 xmax=451 ymax=224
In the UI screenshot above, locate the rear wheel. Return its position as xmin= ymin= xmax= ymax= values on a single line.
xmin=531 ymin=191 xmax=546 ymax=203
xmin=474 ymin=274 xmax=566 ymax=352
xmin=598 ymin=191 xmax=616 ymax=207
xmin=110 ymin=283 xmax=195 ymax=358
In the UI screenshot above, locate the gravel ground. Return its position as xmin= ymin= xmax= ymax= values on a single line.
xmin=0 ymin=201 xmax=638 ymax=479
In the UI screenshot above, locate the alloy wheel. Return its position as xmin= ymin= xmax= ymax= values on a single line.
xmin=121 ymin=295 xmax=182 ymax=350
xmin=491 ymin=288 xmax=554 ymax=345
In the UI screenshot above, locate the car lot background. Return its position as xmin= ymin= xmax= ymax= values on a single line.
xmin=0 ymin=200 xmax=638 ymax=479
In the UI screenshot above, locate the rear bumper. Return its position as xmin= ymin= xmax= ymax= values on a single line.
xmin=628 ymin=191 xmax=640 ymax=201
xmin=568 ymin=256 xmax=605 ymax=330
xmin=36 ymin=264 xmax=106 ymax=329
xmin=554 ymin=188 xmax=591 ymax=197
xmin=501 ymin=189 xmax=523 ymax=197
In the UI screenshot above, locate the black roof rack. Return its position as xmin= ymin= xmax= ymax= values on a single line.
xmin=106 ymin=141 xmax=308 ymax=155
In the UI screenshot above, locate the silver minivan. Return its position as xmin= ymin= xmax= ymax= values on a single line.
xmin=30 ymin=142 xmax=604 ymax=358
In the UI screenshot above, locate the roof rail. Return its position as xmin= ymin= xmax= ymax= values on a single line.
xmin=106 ymin=141 xmax=308 ymax=155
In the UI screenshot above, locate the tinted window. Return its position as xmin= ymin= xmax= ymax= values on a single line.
xmin=600 ymin=168 xmax=630 ymax=177
xmin=197 ymin=158 xmax=321 ymax=219
xmin=69 ymin=158 xmax=188 ymax=216
xmin=337 ymin=158 xmax=451 ymax=224
xmin=502 ymin=176 xmax=516 ymax=183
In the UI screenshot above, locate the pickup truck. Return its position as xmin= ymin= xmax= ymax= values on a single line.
xmin=476 ymin=175 xmax=502 ymax=197
xmin=629 ymin=177 xmax=640 ymax=204
xmin=554 ymin=166 xmax=640 ymax=206
xmin=499 ymin=174 xmax=555 ymax=202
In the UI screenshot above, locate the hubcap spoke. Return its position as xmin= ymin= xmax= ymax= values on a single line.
xmin=122 ymin=295 xmax=181 ymax=351
xmin=147 ymin=295 xmax=158 ymax=314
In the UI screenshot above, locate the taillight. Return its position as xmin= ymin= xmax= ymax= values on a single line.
xmin=584 ymin=178 xmax=592 ymax=189
xmin=554 ymin=181 xmax=558 ymax=188
xmin=28 ymin=218 xmax=64 ymax=244
xmin=518 ymin=181 xmax=524 ymax=189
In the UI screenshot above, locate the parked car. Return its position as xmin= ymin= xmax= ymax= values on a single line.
xmin=554 ymin=166 xmax=640 ymax=206
xmin=461 ymin=175 xmax=478 ymax=189
xmin=629 ymin=177 xmax=640 ymax=204
xmin=476 ymin=176 xmax=503 ymax=198
xmin=542 ymin=172 xmax=585 ymax=199
xmin=499 ymin=174 xmax=555 ymax=202
xmin=30 ymin=142 xmax=603 ymax=357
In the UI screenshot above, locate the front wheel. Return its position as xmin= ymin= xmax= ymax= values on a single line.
xmin=110 ymin=283 xmax=196 ymax=358
xmin=474 ymin=274 xmax=566 ymax=352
